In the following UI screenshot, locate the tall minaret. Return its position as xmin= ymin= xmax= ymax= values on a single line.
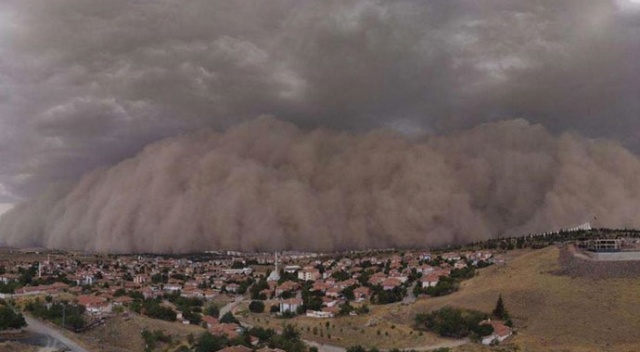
xmin=38 ymin=262 xmax=42 ymax=278
xmin=267 ymin=251 xmax=281 ymax=282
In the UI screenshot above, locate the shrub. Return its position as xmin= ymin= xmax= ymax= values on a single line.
xmin=0 ymin=305 xmax=27 ymax=331
xmin=249 ymin=300 xmax=265 ymax=313
xmin=415 ymin=306 xmax=490 ymax=339
xmin=220 ymin=312 xmax=239 ymax=324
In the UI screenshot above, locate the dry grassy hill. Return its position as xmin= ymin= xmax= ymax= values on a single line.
xmin=0 ymin=342 xmax=37 ymax=352
xmin=75 ymin=313 xmax=205 ymax=352
xmin=408 ymin=246 xmax=640 ymax=352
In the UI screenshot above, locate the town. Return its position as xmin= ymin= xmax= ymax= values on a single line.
xmin=0 ymin=244 xmax=511 ymax=351
xmin=2 ymin=227 xmax=640 ymax=352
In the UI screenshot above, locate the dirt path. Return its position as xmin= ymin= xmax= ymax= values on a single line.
xmin=24 ymin=315 xmax=90 ymax=352
xmin=305 ymin=339 xmax=346 ymax=352
xmin=398 ymin=338 xmax=469 ymax=351
xmin=220 ymin=295 xmax=245 ymax=317
xmin=302 ymin=336 xmax=468 ymax=352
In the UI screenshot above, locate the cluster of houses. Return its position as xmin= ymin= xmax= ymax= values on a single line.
xmin=0 ymin=248 xmax=508 ymax=342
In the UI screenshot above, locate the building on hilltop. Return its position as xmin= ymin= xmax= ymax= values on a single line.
xmin=578 ymin=239 xmax=622 ymax=252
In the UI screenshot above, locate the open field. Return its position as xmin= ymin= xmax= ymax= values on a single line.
xmin=0 ymin=341 xmax=37 ymax=352
xmin=239 ymin=306 xmax=456 ymax=350
xmin=74 ymin=313 xmax=205 ymax=352
xmin=411 ymin=246 xmax=640 ymax=352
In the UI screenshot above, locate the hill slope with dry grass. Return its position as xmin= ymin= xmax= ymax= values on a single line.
xmin=407 ymin=246 xmax=640 ymax=352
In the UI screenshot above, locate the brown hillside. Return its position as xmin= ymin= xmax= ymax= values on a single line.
xmin=408 ymin=247 xmax=640 ymax=351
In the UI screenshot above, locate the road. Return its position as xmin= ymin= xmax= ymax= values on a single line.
xmin=24 ymin=315 xmax=90 ymax=352
xmin=399 ymin=338 xmax=470 ymax=351
xmin=302 ymin=335 xmax=468 ymax=352
xmin=220 ymin=295 xmax=245 ymax=317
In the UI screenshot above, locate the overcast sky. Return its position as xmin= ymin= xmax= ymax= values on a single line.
xmin=1 ymin=0 xmax=639 ymax=207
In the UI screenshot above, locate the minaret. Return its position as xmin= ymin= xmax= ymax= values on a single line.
xmin=267 ymin=251 xmax=281 ymax=282
xmin=38 ymin=262 xmax=42 ymax=278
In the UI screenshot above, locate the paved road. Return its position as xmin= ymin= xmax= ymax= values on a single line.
xmin=24 ymin=315 xmax=90 ymax=352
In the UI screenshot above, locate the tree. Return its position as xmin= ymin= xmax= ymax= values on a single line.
xmin=194 ymin=332 xmax=227 ymax=352
xmin=415 ymin=306 xmax=489 ymax=339
xmin=220 ymin=312 xmax=239 ymax=324
xmin=0 ymin=305 xmax=27 ymax=331
xmin=249 ymin=300 xmax=265 ymax=313
xmin=339 ymin=302 xmax=354 ymax=316
xmin=474 ymin=323 xmax=494 ymax=338
xmin=204 ymin=304 xmax=220 ymax=318
xmin=250 ymin=279 xmax=269 ymax=300
xmin=249 ymin=326 xmax=275 ymax=341
xmin=492 ymin=294 xmax=507 ymax=319
xmin=269 ymin=324 xmax=306 ymax=352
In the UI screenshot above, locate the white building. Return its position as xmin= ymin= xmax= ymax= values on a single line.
xmin=298 ymin=267 xmax=321 ymax=282
xmin=279 ymin=298 xmax=303 ymax=314
xmin=480 ymin=320 xmax=513 ymax=345
xmin=267 ymin=252 xmax=281 ymax=282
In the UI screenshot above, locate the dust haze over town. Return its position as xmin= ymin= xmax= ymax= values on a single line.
xmin=1 ymin=0 xmax=640 ymax=253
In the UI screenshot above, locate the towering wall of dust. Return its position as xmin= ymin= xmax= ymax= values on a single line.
xmin=2 ymin=117 xmax=640 ymax=253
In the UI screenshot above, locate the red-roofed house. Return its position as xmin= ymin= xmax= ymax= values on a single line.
xmin=480 ymin=320 xmax=513 ymax=345
xmin=382 ymin=278 xmax=402 ymax=291
xmin=421 ymin=273 xmax=440 ymax=288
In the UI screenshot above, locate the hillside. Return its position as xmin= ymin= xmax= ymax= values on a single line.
xmin=74 ymin=313 xmax=205 ymax=352
xmin=407 ymin=246 xmax=640 ymax=351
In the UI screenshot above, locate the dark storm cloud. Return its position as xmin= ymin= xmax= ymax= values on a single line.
xmin=1 ymin=0 xmax=639 ymax=198
xmin=1 ymin=0 xmax=640 ymax=249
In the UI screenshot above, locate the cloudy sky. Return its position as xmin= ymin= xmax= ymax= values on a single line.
xmin=1 ymin=0 xmax=639 ymax=213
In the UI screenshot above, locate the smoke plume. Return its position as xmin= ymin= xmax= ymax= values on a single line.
xmin=2 ymin=117 xmax=640 ymax=253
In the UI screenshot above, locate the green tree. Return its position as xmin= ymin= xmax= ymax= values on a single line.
xmin=339 ymin=302 xmax=354 ymax=316
xmin=220 ymin=312 xmax=239 ymax=324
xmin=194 ymin=332 xmax=228 ymax=352
xmin=250 ymin=278 xmax=269 ymax=300
xmin=492 ymin=294 xmax=507 ymax=319
xmin=249 ymin=300 xmax=265 ymax=313
xmin=416 ymin=306 xmax=489 ymax=339
xmin=0 ymin=305 xmax=27 ymax=331
xmin=268 ymin=324 xmax=306 ymax=352
xmin=204 ymin=304 xmax=220 ymax=318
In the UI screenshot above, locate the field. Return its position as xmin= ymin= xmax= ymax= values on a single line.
xmin=0 ymin=342 xmax=37 ymax=352
xmin=239 ymin=303 xmax=452 ymax=350
xmin=411 ymin=246 xmax=640 ymax=352
xmin=74 ymin=313 xmax=205 ymax=352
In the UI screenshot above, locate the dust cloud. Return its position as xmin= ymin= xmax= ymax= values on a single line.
xmin=2 ymin=117 xmax=639 ymax=253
